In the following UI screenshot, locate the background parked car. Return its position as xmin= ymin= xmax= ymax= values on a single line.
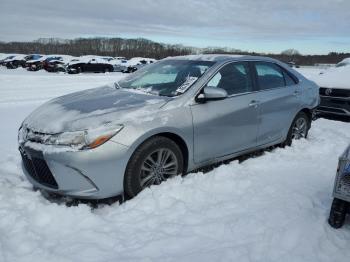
xmin=42 ymin=55 xmax=74 ymax=73
xmin=0 ymin=55 xmax=16 ymax=66
xmin=335 ymin=58 xmax=350 ymax=68
xmin=25 ymin=55 xmax=46 ymax=71
xmin=67 ymin=57 xmax=114 ymax=74
xmin=4 ymin=54 xmax=28 ymax=69
xmin=112 ymin=58 xmax=129 ymax=72
xmin=123 ymin=57 xmax=156 ymax=73
xmin=313 ymin=58 xmax=350 ymax=118
xmin=43 ymin=58 xmax=66 ymax=72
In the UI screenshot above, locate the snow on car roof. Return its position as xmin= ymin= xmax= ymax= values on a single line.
xmin=125 ymin=57 xmax=156 ymax=66
xmin=6 ymin=54 xmax=28 ymax=61
xmin=45 ymin=55 xmax=76 ymax=63
xmin=337 ymin=57 xmax=350 ymax=66
xmin=303 ymin=63 xmax=350 ymax=89
xmin=0 ymin=53 xmax=12 ymax=60
xmin=67 ymin=55 xmax=115 ymax=65
xmin=164 ymin=54 xmax=279 ymax=63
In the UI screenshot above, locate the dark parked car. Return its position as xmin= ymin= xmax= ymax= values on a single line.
xmin=25 ymin=55 xmax=45 ymax=71
xmin=313 ymin=60 xmax=350 ymax=118
xmin=67 ymin=58 xmax=114 ymax=74
xmin=43 ymin=57 xmax=66 ymax=72
xmin=317 ymin=87 xmax=350 ymax=117
xmin=4 ymin=55 xmax=27 ymax=69
xmin=0 ymin=55 xmax=15 ymax=66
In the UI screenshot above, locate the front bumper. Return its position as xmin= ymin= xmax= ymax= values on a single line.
xmin=317 ymin=88 xmax=350 ymax=117
xmin=19 ymin=140 xmax=130 ymax=199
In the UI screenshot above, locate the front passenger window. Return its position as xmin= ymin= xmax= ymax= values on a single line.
xmin=207 ymin=62 xmax=253 ymax=95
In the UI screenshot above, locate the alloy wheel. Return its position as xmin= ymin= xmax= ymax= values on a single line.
xmin=291 ymin=117 xmax=307 ymax=139
xmin=140 ymin=148 xmax=178 ymax=188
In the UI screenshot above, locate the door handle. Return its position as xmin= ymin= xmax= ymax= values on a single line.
xmin=249 ymin=100 xmax=259 ymax=108
xmin=293 ymin=90 xmax=301 ymax=96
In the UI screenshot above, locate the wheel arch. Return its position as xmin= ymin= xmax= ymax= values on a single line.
xmin=122 ymin=131 xmax=190 ymax=197
xmin=130 ymin=132 xmax=189 ymax=172
xmin=154 ymin=132 xmax=189 ymax=173
xmin=300 ymin=108 xmax=312 ymax=122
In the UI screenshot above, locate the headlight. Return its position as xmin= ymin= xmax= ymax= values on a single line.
xmin=46 ymin=123 xmax=123 ymax=149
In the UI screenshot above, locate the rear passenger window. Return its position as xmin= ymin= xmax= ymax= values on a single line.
xmin=282 ymin=70 xmax=297 ymax=86
xmin=255 ymin=62 xmax=285 ymax=90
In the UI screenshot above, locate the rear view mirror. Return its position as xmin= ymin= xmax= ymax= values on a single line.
xmin=196 ymin=86 xmax=228 ymax=103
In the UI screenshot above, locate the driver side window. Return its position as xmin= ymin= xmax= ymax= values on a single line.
xmin=207 ymin=62 xmax=253 ymax=95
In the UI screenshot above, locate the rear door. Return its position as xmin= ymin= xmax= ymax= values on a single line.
xmin=252 ymin=62 xmax=301 ymax=146
xmin=191 ymin=62 xmax=259 ymax=163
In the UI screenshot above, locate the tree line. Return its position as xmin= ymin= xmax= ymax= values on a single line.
xmin=0 ymin=37 xmax=348 ymax=65
xmin=0 ymin=37 xmax=192 ymax=59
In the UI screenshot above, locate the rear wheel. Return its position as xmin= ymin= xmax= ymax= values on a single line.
xmin=124 ymin=136 xmax=184 ymax=198
xmin=284 ymin=111 xmax=310 ymax=146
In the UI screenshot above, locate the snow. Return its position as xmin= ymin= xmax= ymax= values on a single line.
xmin=166 ymin=54 xmax=244 ymax=61
xmin=337 ymin=57 xmax=350 ymax=66
xmin=125 ymin=57 xmax=156 ymax=66
xmin=66 ymin=56 xmax=150 ymax=67
xmin=67 ymin=56 xmax=110 ymax=65
xmin=297 ymin=64 xmax=350 ymax=89
xmin=1 ymin=54 xmax=27 ymax=62
xmin=0 ymin=66 xmax=350 ymax=261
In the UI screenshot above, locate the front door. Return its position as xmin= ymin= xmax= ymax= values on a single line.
xmin=190 ymin=62 xmax=259 ymax=163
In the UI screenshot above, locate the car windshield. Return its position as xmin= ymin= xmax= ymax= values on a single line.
xmin=117 ymin=59 xmax=215 ymax=97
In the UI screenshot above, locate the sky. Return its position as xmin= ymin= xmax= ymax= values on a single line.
xmin=0 ymin=0 xmax=349 ymax=54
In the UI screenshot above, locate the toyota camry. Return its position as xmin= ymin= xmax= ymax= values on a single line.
xmin=18 ymin=55 xmax=319 ymax=200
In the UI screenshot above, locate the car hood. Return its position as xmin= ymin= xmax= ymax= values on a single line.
xmin=23 ymin=86 xmax=171 ymax=133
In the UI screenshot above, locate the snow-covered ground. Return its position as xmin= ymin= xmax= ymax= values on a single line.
xmin=0 ymin=67 xmax=349 ymax=262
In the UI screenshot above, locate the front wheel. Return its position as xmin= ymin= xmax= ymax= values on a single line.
xmin=124 ymin=136 xmax=184 ymax=198
xmin=284 ymin=111 xmax=310 ymax=146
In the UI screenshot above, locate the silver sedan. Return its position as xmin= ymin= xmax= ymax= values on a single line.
xmin=18 ymin=55 xmax=320 ymax=199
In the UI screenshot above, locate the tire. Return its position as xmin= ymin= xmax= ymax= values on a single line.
xmin=328 ymin=198 xmax=349 ymax=229
xmin=124 ymin=136 xmax=184 ymax=198
xmin=283 ymin=111 xmax=310 ymax=147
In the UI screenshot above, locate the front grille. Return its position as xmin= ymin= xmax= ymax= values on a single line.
xmin=318 ymin=88 xmax=350 ymax=116
xmin=21 ymin=150 xmax=58 ymax=189
xmin=320 ymin=87 xmax=350 ymax=98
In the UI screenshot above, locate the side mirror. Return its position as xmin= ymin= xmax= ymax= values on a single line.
xmin=196 ymin=86 xmax=228 ymax=103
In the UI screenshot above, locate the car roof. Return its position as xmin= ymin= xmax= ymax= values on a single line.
xmin=165 ymin=54 xmax=278 ymax=63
